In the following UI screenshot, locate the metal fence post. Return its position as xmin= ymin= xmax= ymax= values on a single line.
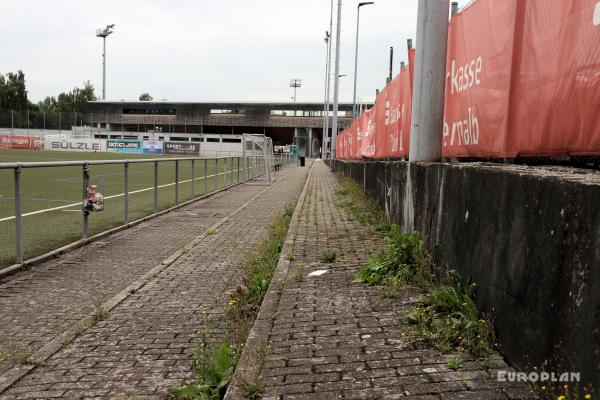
xmin=82 ymin=163 xmax=89 ymax=239
xmin=204 ymin=158 xmax=208 ymax=194
xmin=223 ymin=157 xmax=227 ymax=186
xmin=230 ymin=157 xmax=234 ymax=184
xmin=214 ymin=158 xmax=218 ymax=190
xmin=242 ymin=134 xmax=248 ymax=181
xmin=14 ymin=165 xmax=23 ymax=264
xmin=175 ymin=160 xmax=180 ymax=205
xmin=124 ymin=162 xmax=129 ymax=225
xmin=237 ymin=157 xmax=240 ymax=183
xmin=191 ymin=159 xmax=196 ymax=198
xmin=153 ymin=161 xmax=158 ymax=213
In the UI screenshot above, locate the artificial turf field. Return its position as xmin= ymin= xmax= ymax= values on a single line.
xmin=0 ymin=149 xmax=257 ymax=268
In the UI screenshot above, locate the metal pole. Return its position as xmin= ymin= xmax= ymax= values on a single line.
xmin=323 ymin=32 xmax=330 ymax=158
xmin=82 ymin=163 xmax=89 ymax=239
xmin=252 ymin=140 xmax=256 ymax=178
xmin=223 ymin=157 xmax=227 ymax=186
xmin=14 ymin=166 xmax=23 ymax=264
xmin=153 ymin=161 xmax=158 ymax=213
xmin=191 ymin=159 xmax=195 ymax=198
xmin=124 ymin=162 xmax=129 ymax=224
xmin=175 ymin=160 xmax=180 ymax=205
xmin=242 ymin=134 xmax=248 ymax=181
xmin=353 ymin=5 xmax=361 ymax=119
xmin=324 ymin=0 xmax=334 ymax=159
xmin=237 ymin=157 xmax=240 ymax=183
xmin=214 ymin=158 xmax=218 ymax=189
xmin=230 ymin=157 xmax=234 ymax=185
xmin=331 ymin=0 xmax=343 ymax=158
xmin=102 ymin=37 xmax=106 ymax=100
xmin=409 ymin=0 xmax=451 ymax=162
xmin=204 ymin=158 xmax=208 ymax=194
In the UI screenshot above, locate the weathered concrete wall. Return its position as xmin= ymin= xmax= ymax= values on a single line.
xmin=329 ymin=159 xmax=600 ymax=389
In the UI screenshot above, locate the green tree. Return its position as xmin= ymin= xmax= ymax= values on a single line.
xmin=139 ymin=92 xmax=153 ymax=101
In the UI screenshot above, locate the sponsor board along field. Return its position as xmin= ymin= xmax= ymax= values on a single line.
xmin=0 ymin=149 xmax=242 ymax=268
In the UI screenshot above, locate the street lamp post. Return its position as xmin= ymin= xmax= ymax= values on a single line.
xmin=322 ymin=30 xmax=331 ymax=159
xmin=331 ymin=0 xmax=343 ymax=159
xmin=352 ymin=2 xmax=374 ymax=119
xmin=96 ymin=24 xmax=115 ymax=100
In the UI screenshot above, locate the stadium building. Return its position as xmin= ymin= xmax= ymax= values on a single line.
xmin=87 ymin=101 xmax=367 ymax=157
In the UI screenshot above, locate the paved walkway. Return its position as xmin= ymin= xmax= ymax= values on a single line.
xmin=0 ymin=165 xmax=308 ymax=399
xmin=228 ymin=160 xmax=536 ymax=400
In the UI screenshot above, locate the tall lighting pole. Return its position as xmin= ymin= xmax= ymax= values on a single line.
xmin=96 ymin=24 xmax=115 ymax=100
xmin=322 ymin=30 xmax=330 ymax=159
xmin=290 ymin=79 xmax=302 ymax=102
xmin=352 ymin=2 xmax=374 ymax=119
xmin=331 ymin=0 xmax=342 ymax=159
xmin=323 ymin=0 xmax=334 ymax=159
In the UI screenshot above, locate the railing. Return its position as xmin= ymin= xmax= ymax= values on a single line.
xmin=0 ymin=154 xmax=296 ymax=268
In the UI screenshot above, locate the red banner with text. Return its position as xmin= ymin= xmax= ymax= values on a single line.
xmin=337 ymin=0 xmax=600 ymax=160
xmin=0 ymin=135 xmax=40 ymax=150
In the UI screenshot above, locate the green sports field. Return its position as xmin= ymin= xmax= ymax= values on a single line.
xmin=0 ymin=149 xmax=256 ymax=268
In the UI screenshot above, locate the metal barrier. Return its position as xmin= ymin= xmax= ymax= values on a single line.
xmin=0 ymin=155 xmax=287 ymax=266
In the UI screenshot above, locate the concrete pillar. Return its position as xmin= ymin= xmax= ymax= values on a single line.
xmin=409 ymin=0 xmax=451 ymax=162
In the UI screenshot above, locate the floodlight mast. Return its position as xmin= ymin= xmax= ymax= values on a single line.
xmin=96 ymin=24 xmax=115 ymax=100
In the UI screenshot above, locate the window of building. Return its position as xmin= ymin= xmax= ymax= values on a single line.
xmin=123 ymin=108 xmax=177 ymax=116
xmin=222 ymin=138 xmax=241 ymax=143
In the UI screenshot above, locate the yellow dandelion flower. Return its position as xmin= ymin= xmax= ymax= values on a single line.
xmin=584 ymin=395 xmax=591 ymax=399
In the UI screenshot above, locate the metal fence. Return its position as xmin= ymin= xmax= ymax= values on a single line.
xmin=0 ymin=154 xmax=297 ymax=267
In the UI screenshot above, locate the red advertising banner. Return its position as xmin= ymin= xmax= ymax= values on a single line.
xmin=338 ymin=0 xmax=600 ymax=160
xmin=442 ymin=0 xmax=517 ymax=157
xmin=508 ymin=0 xmax=600 ymax=157
xmin=0 ymin=135 xmax=40 ymax=150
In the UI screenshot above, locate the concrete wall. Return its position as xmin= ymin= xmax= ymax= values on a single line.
xmin=330 ymin=159 xmax=600 ymax=389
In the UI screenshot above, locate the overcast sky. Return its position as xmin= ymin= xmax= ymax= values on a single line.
xmin=1 ymin=0 xmax=418 ymax=103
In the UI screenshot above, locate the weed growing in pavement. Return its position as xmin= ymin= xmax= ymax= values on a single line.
xmin=406 ymin=270 xmax=496 ymax=360
xmin=206 ymin=227 xmax=217 ymax=236
xmin=353 ymin=224 xmax=434 ymax=289
xmin=169 ymin=319 xmax=236 ymax=400
xmin=91 ymin=300 xmax=109 ymax=325
xmin=226 ymin=204 xmax=293 ymax=330
xmin=171 ymin=203 xmax=295 ymax=398
xmin=319 ymin=251 xmax=337 ymax=263
xmin=240 ymin=378 xmax=265 ymax=399
xmin=447 ymin=357 xmax=462 ymax=371
xmin=334 ymin=174 xmax=390 ymax=232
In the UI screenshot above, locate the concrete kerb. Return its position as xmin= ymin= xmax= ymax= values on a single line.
xmin=224 ymin=160 xmax=315 ymax=400
xmin=0 ymin=166 xmax=298 ymax=395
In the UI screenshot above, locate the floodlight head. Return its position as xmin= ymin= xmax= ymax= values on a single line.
xmin=96 ymin=24 xmax=115 ymax=38
xmin=358 ymin=1 xmax=374 ymax=7
xmin=289 ymin=79 xmax=302 ymax=88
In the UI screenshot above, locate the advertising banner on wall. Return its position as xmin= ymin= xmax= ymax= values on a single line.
xmin=44 ymin=137 xmax=106 ymax=152
xmin=164 ymin=142 xmax=200 ymax=155
xmin=106 ymin=140 xmax=143 ymax=154
xmin=143 ymin=140 xmax=163 ymax=154
xmin=0 ymin=135 xmax=40 ymax=150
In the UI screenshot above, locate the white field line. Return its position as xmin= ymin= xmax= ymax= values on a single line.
xmin=0 ymin=170 xmax=236 ymax=223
